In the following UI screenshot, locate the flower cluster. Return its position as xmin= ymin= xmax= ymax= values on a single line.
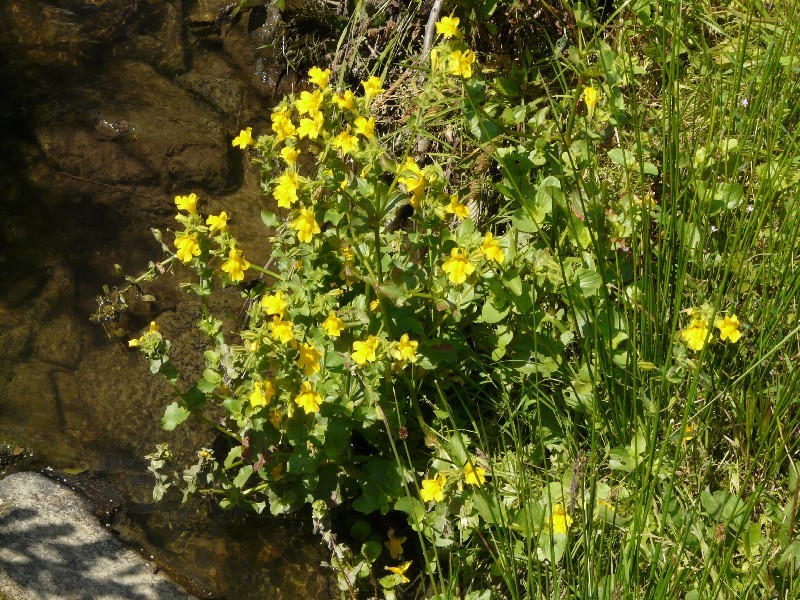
xmin=680 ymin=306 xmax=742 ymax=351
xmin=431 ymin=16 xmax=477 ymax=78
xmin=172 ymin=193 xmax=252 ymax=283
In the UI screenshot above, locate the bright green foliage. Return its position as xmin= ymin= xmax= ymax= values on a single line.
xmin=121 ymin=3 xmax=800 ymax=598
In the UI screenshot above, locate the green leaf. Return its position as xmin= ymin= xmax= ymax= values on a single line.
xmin=511 ymin=210 xmax=543 ymax=232
xmin=502 ymin=269 xmax=523 ymax=296
xmin=361 ymin=540 xmax=382 ymax=562
xmin=350 ymin=520 xmax=372 ymax=541
xmin=183 ymin=385 xmax=206 ymax=410
xmin=324 ymin=208 xmax=344 ymax=226
xmin=161 ymin=402 xmax=190 ymax=431
xmin=573 ymin=2 xmax=596 ymax=28
xmin=395 ymin=496 xmax=426 ymax=528
xmin=481 ymin=298 xmax=510 ymax=324
xmin=233 ymin=465 xmax=253 ymax=489
xmin=607 ymin=148 xmax=636 ymax=168
xmin=224 ymin=446 xmax=243 ymax=469
xmin=608 ymin=447 xmax=637 ymax=472
xmin=261 ymin=210 xmax=279 ymax=227
xmin=642 ymin=161 xmax=659 ymax=176
xmin=574 ymin=268 xmax=603 ymax=297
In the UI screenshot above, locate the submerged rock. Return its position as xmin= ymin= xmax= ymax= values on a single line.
xmin=33 ymin=60 xmax=231 ymax=195
xmin=0 ymin=472 xmax=194 ymax=599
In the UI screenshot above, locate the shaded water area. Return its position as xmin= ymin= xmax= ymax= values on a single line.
xmin=0 ymin=1 xmax=340 ymax=597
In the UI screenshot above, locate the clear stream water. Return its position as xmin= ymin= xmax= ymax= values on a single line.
xmin=0 ymin=1 xmax=334 ymax=597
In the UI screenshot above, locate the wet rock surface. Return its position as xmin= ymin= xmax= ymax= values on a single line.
xmin=33 ymin=60 xmax=232 ymax=194
xmin=0 ymin=0 xmax=344 ymax=597
xmin=0 ymin=472 xmax=194 ymax=600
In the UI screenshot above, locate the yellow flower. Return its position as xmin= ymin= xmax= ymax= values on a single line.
xmin=129 ymin=321 xmax=159 ymax=347
xmin=682 ymin=423 xmax=696 ymax=442
xmin=583 ymin=86 xmax=599 ymax=117
xmin=295 ymin=89 xmax=324 ymax=116
xmin=430 ymin=48 xmax=440 ymax=71
xmin=174 ymin=233 xmax=200 ymax=263
xmin=397 ymin=157 xmax=426 ymax=207
xmin=271 ymin=113 xmax=296 ymax=142
xmin=221 ymin=247 xmax=250 ymax=282
xmin=274 ymin=172 xmax=300 ymax=208
xmin=715 ymin=314 xmax=742 ymax=343
xmin=385 ymin=528 xmax=407 ymax=560
xmin=307 ymin=66 xmax=330 ymax=90
xmin=206 ymin=212 xmax=228 ymax=234
xmin=175 ymin=193 xmax=198 ymax=214
xmin=435 ymin=15 xmax=460 ymax=38
xmin=353 ymin=116 xmax=375 ymax=139
xmin=681 ymin=317 xmax=710 ymax=352
xmin=249 ymin=380 xmax=275 ymax=409
xmin=442 ymin=247 xmax=475 ymax=284
xmin=270 ymin=315 xmax=294 ymax=344
xmin=445 ymin=194 xmax=469 ymax=220
xmin=480 ymin=232 xmax=504 ymax=264
xmin=291 ymin=208 xmax=321 ymax=243
xmin=297 ymin=342 xmax=322 ymax=376
xmin=369 ymin=299 xmax=380 ymax=312
xmin=352 ymin=335 xmax=379 ymax=365
xmin=270 ymin=106 xmax=296 ymax=142
xmin=332 ymin=127 xmax=358 ymax=154
xmin=232 ymin=127 xmax=254 ymax=149
xmin=333 ymin=90 xmax=355 ymax=111
xmin=385 ymin=561 xmax=412 ymax=584
xmin=271 ymin=104 xmax=292 ymax=122
xmin=271 ymin=463 xmax=284 ymax=480
xmin=391 ymin=334 xmax=418 ymax=364
xmin=261 ymin=290 xmax=287 ymax=318
xmin=294 ymin=381 xmax=322 ymax=414
xmin=297 ymin=110 xmax=324 ymax=140
xmin=322 ymin=312 xmax=345 ymax=338
xmin=449 ymin=49 xmax=476 ymax=78
xmin=550 ymin=503 xmax=573 ymax=535
xmin=280 ymin=146 xmax=300 ymax=165
xmin=361 ymin=75 xmax=384 ymax=104
xmin=464 ymin=462 xmax=486 ymax=486
xmin=419 ymin=472 xmax=446 ymax=503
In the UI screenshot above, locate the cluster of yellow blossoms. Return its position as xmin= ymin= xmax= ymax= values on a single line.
xmin=419 ymin=461 xmax=487 ymax=504
xmin=173 ymin=193 xmax=251 ymax=283
xmin=431 ymin=16 xmax=476 ymax=78
xmin=680 ymin=308 xmax=742 ymax=351
xmin=244 ymin=283 xmax=422 ymax=422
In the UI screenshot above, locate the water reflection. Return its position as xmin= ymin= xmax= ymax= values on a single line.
xmin=0 ymin=1 xmax=332 ymax=597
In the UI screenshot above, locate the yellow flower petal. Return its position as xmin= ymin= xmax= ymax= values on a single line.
xmin=232 ymin=127 xmax=254 ymax=149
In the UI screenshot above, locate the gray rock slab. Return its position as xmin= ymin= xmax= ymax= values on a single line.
xmin=0 ymin=472 xmax=194 ymax=600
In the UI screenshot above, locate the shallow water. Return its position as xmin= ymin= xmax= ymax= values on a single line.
xmin=0 ymin=1 xmax=334 ymax=597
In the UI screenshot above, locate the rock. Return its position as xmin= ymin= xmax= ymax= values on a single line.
xmin=1 ymin=362 xmax=63 ymax=435
xmin=31 ymin=263 xmax=77 ymax=320
xmin=189 ymin=1 xmax=289 ymax=99
xmin=119 ymin=1 xmax=186 ymax=75
xmin=0 ymin=0 xmax=138 ymax=67
xmin=178 ymin=73 xmax=247 ymax=123
xmin=33 ymin=313 xmax=85 ymax=369
xmin=0 ymin=472 xmax=194 ymax=600
xmin=34 ymin=60 xmax=231 ymax=194
xmin=0 ymin=323 xmax=33 ymax=387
